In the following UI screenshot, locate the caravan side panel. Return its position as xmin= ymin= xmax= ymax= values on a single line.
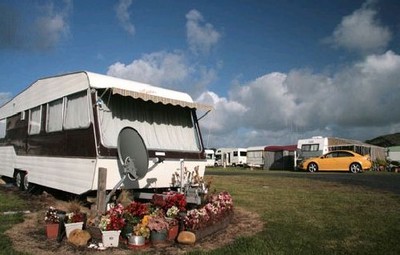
xmin=15 ymin=156 xmax=96 ymax=194
xmin=0 ymin=146 xmax=16 ymax=177
xmin=94 ymin=158 xmax=206 ymax=190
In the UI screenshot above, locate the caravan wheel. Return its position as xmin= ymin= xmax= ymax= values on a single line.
xmin=15 ymin=171 xmax=24 ymax=190
xmin=22 ymin=174 xmax=30 ymax=191
xmin=15 ymin=171 xmax=29 ymax=191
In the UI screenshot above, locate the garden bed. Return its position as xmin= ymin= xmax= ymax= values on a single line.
xmin=3 ymin=187 xmax=264 ymax=254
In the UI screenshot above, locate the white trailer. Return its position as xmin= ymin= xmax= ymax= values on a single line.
xmin=295 ymin=136 xmax=329 ymax=167
xmin=215 ymin=148 xmax=247 ymax=167
xmin=0 ymin=71 xmax=210 ymax=195
xmin=246 ymin=146 xmax=266 ymax=168
xmin=205 ymin=149 xmax=216 ymax=167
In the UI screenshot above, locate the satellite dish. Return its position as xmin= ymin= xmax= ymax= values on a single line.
xmin=117 ymin=127 xmax=149 ymax=180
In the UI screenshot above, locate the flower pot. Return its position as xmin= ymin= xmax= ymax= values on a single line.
xmin=45 ymin=223 xmax=59 ymax=239
xmin=150 ymin=229 xmax=167 ymax=243
xmin=128 ymin=234 xmax=146 ymax=246
xmin=64 ymin=222 xmax=83 ymax=239
xmin=102 ymin=230 xmax=121 ymax=248
xmin=168 ymin=225 xmax=179 ymax=241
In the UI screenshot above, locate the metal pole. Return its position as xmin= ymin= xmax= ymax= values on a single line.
xmin=180 ymin=159 xmax=184 ymax=192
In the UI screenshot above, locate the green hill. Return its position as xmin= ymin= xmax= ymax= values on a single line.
xmin=366 ymin=133 xmax=400 ymax=147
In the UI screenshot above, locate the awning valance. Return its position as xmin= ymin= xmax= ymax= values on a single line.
xmin=112 ymin=87 xmax=213 ymax=111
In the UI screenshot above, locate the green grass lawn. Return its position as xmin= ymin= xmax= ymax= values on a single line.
xmin=0 ymin=188 xmax=30 ymax=255
xmin=188 ymin=168 xmax=400 ymax=255
xmin=1 ymin=169 xmax=399 ymax=255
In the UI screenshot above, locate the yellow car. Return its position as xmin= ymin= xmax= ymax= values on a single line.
xmin=298 ymin=150 xmax=372 ymax=173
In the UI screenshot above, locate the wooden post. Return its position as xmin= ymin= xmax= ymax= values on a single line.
xmin=97 ymin=167 xmax=107 ymax=214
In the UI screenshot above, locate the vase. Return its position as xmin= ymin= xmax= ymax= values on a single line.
xmin=168 ymin=225 xmax=179 ymax=241
xmin=64 ymin=222 xmax=83 ymax=239
xmin=128 ymin=234 xmax=146 ymax=246
xmin=46 ymin=223 xmax=59 ymax=239
xmin=150 ymin=229 xmax=168 ymax=243
xmin=102 ymin=230 xmax=121 ymax=248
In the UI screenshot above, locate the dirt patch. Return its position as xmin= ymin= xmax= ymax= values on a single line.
xmin=3 ymin=186 xmax=264 ymax=255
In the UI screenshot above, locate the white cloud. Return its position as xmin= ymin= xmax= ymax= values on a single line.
xmin=115 ymin=0 xmax=135 ymax=36
xmin=0 ymin=0 xmax=72 ymax=50
xmin=107 ymin=51 xmax=192 ymax=90
xmin=329 ymin=1 xmax=391 ymax=54
xmin=197 ymin=50 xmax=400 ymax=148
xmin=186 ymin=9 xmax=221 ymax=55
xmin=33 ymin=0 xmax=72 ymax=50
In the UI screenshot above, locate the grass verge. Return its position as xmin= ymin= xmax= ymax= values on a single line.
xmin=187 ymin=168 xmax=400 ymax=255
xmin=0 ymin=188 xmax=30 ymax=255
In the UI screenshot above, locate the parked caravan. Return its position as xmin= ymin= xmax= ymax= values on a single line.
xmin=0 ymin=71 xmax=210 ymax=195
xmin=215 ymin=148 xmax=247 ymax=167
xmin=246 ymin=146 xmax=265 ymax=168
xmin=295 ymin=136 xmax=329 ymax=167
xmin=205 ymin=149 xmax=216 ymax=167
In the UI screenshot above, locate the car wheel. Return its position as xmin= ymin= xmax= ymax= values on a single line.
xmin=350 ymin=163 xmax=361 ymax=173
xmin=307 ymin=162 xmax=318 ymax=173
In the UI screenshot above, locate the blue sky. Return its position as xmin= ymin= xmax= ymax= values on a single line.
xmin=1 ymin=0 xmax=400 ymax=148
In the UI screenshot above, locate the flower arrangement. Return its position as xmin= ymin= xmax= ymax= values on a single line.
xmin=184 ymin=191 xmax=233 ymax=231
xmin=133 ymin=216 xmax=151 ymax=239
xmin=164 ymin=191 xmax=187 ymax=211
xmin=99 ymin=203 xmax=126 ymax=231
xmin=152 ymin=191 xmax=187 ymax=214
xmin=44 ymin=206 xmax=61 ymax=224
xmin=147 ymin=210 xmax=169 ymax=232
xmin=65 ymin=200 xmax=85 ymax=223
xmin=66 ymin=211 xmax=85 ymax=223
xmin=123 ymin=201 xmax=149 ymax=225
xmin=166 ymin=206 xmax=179 ymax=218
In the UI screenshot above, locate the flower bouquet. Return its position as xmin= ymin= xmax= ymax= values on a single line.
xmin=45 ymin=206 xmax=61 ymax=224
xmin=44 ymin=206 xmax=63 ymax=239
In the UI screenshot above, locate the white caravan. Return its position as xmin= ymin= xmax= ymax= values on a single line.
xmin=246 ymin=146 xmax=266 ymax=168
xmin=215 ymin=148 xmax=247 ymax=167
xmin=295 ymin=136 xmax=329 ymax=167
xmin=0 ymin=71 xmax=210 ymax=195
xmin=205 ymin=149 xmax=216 ymax=167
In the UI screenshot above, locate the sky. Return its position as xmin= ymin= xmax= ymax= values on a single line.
xmin=1 ymin=0 xmax=400 ymax=149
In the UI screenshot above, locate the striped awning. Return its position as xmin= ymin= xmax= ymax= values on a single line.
xmin=112 ymin=87 xmax=213 ymax=111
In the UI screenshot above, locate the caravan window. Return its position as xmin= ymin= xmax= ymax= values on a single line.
xmin=302 ymin=144 xmax=319 ymax=152
xmin=0 ymin=119 xmax=5 ymax=138
xmin=28 ymin=106 xmax=41 ymax=135
xmin=46 ymin=98 xmax=64 ymax=132
xmin=64 ymin=91 xmax=90 ymax=130
xmin=98 ymin=93 xmax=201 ymax=151
xmin=240 ymin=151 xmax=247 ymax=156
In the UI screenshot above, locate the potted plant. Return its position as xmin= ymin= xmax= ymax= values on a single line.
xmin=122 ymin=201 xmax=149 ymax=239
xmin=99 ymin=203 xmax=125 ymax=248
xmin=166 ymin=206 xmax=180 ymax=240
xmin=64 ymin=201 xmax=86 ymax=238
xmin=44 ymin=206 xmax=63 ymax=239
xmin=147 ymin=211 xmax=169 ymax=243
xmin=128 ymin=216 xmax=150 ymax=247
